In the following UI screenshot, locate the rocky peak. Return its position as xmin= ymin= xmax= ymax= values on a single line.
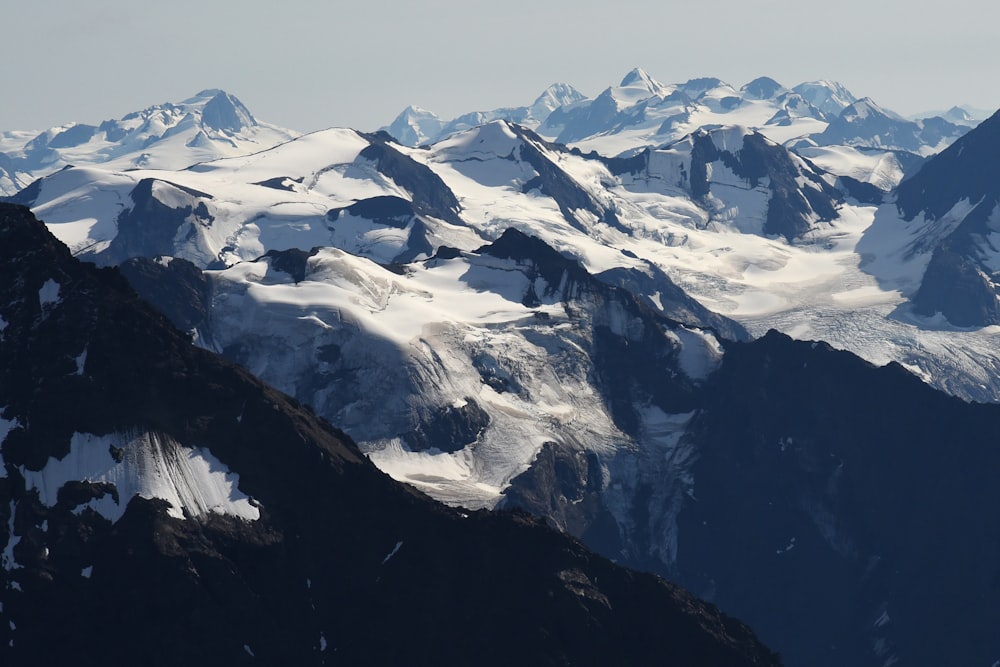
xmin=199 ymin=90 xmax=257 ymax=133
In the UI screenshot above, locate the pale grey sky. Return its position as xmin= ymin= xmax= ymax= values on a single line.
xmin=4 ymin=0 xmax=998 ymax=133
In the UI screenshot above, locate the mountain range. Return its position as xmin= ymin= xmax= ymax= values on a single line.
xmin=3 ymin=70 xmax=1000 ymax=665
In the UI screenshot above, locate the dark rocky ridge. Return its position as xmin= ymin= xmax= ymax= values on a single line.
xmin=358 ymin=131 xmax=464 ymax=227
xmin=891 ymin=109 xmax=1000 ymax=325
xmin=896 ymin=109 xmax=1000 ymax=222
xmin=0 ymin=203 xmax=779 ymax=666
xmin=99 ymin=178 xmax=214 ymax=266
xmin=690 ymin=130 xmax=843 ymax=240
xmin=678 ymin=331 xmax=1000 ymax=666
xmin=325 ymin=195 xmax=435 ymax=263
xmin=510 ymin=124 xmax=630 ymax=233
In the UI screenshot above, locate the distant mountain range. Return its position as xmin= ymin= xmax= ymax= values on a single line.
xmin=0 ymin=89 xmax=297 ymax=195
xmin=382 ymin=68 xmax=970 ymax=167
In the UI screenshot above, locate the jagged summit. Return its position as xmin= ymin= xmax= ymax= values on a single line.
xmin=199 ymin=90 xmax=257 ymax=133
xmin=384 ymin=105 xmax=445 ymax=146
xmin=619 ymin=66 xmax=667 ymax=94
xmin=529 ymin=82 xmax=586 ymax=118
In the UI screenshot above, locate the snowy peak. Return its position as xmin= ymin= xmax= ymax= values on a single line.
xmin=609 ymin=68 xmax=673 ymax=106
xmin=535 ymin=71 xmax=857 ymax=155
xmin=944 ymin=105 xmax=975 ymax=124
xmin=529 ymin=82 xmax=586 ymax=118
xmin=839 ymin=97 xmax=904 ymax=122
xmin=385 ymin=105 xmax=445 ymax=146
xmin=929 ymin=105 xmax=983 ymax=127
xmin=199 ymin=90 xmax=257 ymax=133
xmin=740 ymin=76 xmax=786 ymax=100
xmin=679 ymin=77 xmax=730 ymax=96
xmin=387 ymin=71 xmax=963 ymax=161
xmin=101 ymin=88 xmax=259 ymax=142
xmin=619 ymin=67 xmax=668 ymax=95
xmin=791 ymin=79 xmax=858 ymax=115
xmin=432 ymin=119 xmax=522 ymax=158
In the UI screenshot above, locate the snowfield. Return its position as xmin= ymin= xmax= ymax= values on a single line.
xmin=20 ymin=431 xmax=259 ymax=524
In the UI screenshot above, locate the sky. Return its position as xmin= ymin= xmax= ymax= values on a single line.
xmin=4 ymin=0 xmax=998 ymax=133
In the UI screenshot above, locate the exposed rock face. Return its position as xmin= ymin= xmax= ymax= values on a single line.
xmin=677 ymin=331 xmax=1000 ymax=666
xmin=0 ymin=203 xmax=779 ymax=666
xmin=912 ymin=242 xmax=1000 ymax=326
xmin=358 ymin=132 xmax=464 ymax=226
xmin=622 ymin=127 xmax=844 ymax=241
xmin=99 ymin=178 xmax=215 ymax=266
xmin=119 ymin=256 xmax=212 ymax=333
xmin=891 ymin=109 xmax=1000 ymax=326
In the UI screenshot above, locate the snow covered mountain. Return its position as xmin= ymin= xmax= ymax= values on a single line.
xmin=13 ymin=106 xmax=1000 ymax=399
xmin=384 ymin=69 xmax=968 ymax=197
xmin=912 ymin=105 xmax=991 ymax=126
xmin=536 ymin=69 xmax=833 ymax=156
xmin=0 ymin=90 xmax=297 ymax=195
xmin=810 ymin=97 xmax=966 ymax=154
xmin=0 ymin=202 xmax=780 ymax=665
xmin=790 ymin=79 xmax=858 ymax=115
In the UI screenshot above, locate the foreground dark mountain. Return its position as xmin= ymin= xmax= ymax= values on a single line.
xmin=675 ymin=333 xmax=1000 ymax=666
xmin=0 ymin=202 xmax=779 ymax=664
